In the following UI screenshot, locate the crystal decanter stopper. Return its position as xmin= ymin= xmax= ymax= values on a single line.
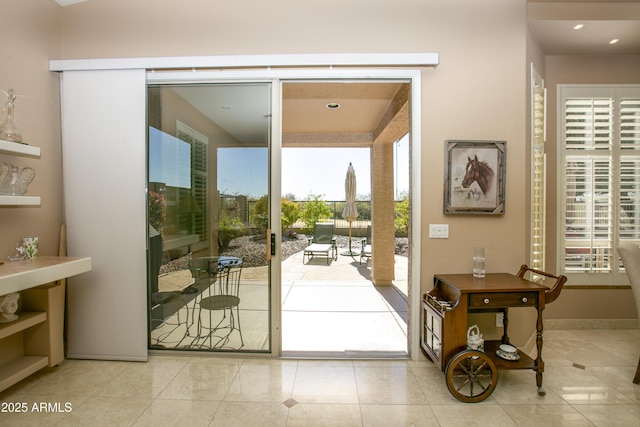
xmin=0 ymin=89 xmax=23 ymax=143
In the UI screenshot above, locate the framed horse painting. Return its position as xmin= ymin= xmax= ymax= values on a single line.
xmin=444 ymin=140 xmax=506 ymax=214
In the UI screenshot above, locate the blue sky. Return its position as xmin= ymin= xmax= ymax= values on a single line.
xmin=216 ymin=135 xmax=409 ymax=200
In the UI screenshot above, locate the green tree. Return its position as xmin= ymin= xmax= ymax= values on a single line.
xmin=252 ymin=195 xmax=269 ymax=232
xmin=281 ymin=198 xmax=300 ymax=234
xmin=252 ymin=195 xmax=300 ymax=235
xmin=395 ymin=193 xmax=409 ymax=237
xmin=300 ymin=194 xmax=332 ymax=233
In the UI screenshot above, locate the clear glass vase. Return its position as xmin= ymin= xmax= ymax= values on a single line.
xmin=0 ymin=89 xmax=23 ymax=143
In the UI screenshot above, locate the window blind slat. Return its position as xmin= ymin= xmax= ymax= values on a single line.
xmin=621 ymin=99 xmax=640 ymax=150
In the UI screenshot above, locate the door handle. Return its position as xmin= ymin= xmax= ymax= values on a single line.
xmin=266 ymin=229 xmax=276 ymax=260
xmin=271 ymin=233 xmax=277 ymax=256
xmin=266 ymin=229 xmax=271 ymax=260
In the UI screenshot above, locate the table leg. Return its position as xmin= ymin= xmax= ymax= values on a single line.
xmin=535 ymin=306 xmax=545 ymax=396
xmin=501 ymin=308 xmax=510 ymax=344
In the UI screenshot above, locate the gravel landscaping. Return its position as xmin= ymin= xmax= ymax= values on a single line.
xmin=160 ymin=233 xmax=408 ymax=274
xmin=222 ymin=233 xmax=408 ymax=268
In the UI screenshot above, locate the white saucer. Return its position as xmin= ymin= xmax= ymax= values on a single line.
xmin=496 ymin=349 xmax=520 ymax=361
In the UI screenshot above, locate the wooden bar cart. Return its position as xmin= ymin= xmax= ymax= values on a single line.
xmin=421 ymin=265 xmax=566 ymax=403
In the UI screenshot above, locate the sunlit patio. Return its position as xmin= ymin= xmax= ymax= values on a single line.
xmin=150 ymin=248 xmax=409 ymax=356
xmin=282 ymin=249 xmax=408 ymax=356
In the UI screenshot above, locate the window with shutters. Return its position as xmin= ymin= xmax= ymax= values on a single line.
xmin=176 ymin=121 xmax=209 ymax=245
xmin=559 ymin=85 xmax=640 ymax=285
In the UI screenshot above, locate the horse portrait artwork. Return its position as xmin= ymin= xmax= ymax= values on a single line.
xmin=462 ymin=155 xmax=494 ymax=196
xmin=444 ymin=140 xmax=506 ymax=214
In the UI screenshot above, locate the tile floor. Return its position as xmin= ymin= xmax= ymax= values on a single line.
xmin=1 ymin=328 xmax=639 ymax=426
xmin=3 ymin=253 xmax=639 ymax=425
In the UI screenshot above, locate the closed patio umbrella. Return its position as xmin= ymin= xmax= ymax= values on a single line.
xmin=342 ymin=162 xmax=359 ymax=256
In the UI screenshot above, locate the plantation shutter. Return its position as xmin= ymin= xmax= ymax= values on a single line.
xmin=562 ymin=97 xmax=614 ymax=273
xmin=560 ymin=86 xmax=640 ymax=283
xmin=531 ymin=76 xmax=546 ymax=271
xmin=177 ymin=121 xmax=209 ymax=245
xmin=619 ymin=98 xmax=640 ymax=250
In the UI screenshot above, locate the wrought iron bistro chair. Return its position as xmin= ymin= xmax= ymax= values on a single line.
xmin=616 ymin=242 xmax=640 ymax=384
xmin=187 ymin=256 xmax=244 ymax=350
xmin=303 ymin=223 xmax=338 ymax=265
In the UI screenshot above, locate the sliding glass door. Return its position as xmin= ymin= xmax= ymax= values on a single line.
xmin=147 ymin=82 xmax=272 ymax=353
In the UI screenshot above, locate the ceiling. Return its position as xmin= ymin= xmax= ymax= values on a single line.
xmin=53 ymin=1 xmax=640 ymax=56
xmin=527 ymin=1 xmax=640 ymax=56
xmin=169 ymin=1 xmax=639 ymax=145
xmin=171 ymin=82 xmax=408 ymax=147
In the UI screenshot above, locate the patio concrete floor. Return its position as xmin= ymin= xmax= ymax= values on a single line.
xmin=281 ymin=250 xmax=409 ymax=356
xmin=151 ymin=250 xmax=409 ymax=356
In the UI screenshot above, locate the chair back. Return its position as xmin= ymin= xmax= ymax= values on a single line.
xmin=516 ymin=264 xmax=567 ymax=304
xmin=313 ymin=223 xmax=334 ymax=244
xmin=189 ymin=256 xmax=219 ymax=285
xmin=364 ymin=225 xmax=372 ymax=245
xmin=215 ymin=264 xmax=242 ymax=297
xmin=617 ymin=243 xmax=640 ymax=318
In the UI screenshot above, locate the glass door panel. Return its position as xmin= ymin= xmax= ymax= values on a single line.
xmin=147 ymin=82 xmax=272 ymax=353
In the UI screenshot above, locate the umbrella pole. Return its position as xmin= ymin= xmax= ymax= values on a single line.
xmin=342 ymin=221 xmax=357 ymax=257
xmin=342 ymin=220 xmax=357 ymax=257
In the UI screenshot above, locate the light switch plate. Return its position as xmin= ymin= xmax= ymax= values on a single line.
xmin=429 ymin=224 xmax=449 ymax=238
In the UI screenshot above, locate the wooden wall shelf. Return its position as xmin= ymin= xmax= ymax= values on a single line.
xmin=0 ymin=256 xmax=91 ymax=392
xmin=0 ymin=139 xmax=40 ymax=158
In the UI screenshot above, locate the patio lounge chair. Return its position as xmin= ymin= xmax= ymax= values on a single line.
xmin=303 ymin=223 xmax=337 ymax=264
xmin=360 ymin=225 xmax=372 ymax=264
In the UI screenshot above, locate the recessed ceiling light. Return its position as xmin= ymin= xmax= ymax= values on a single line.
xmin=609 ymin=38 xmax=620 ymax=45
xmin=326 ymin=103 xmax=341 ymax=110
xmin=573 ymin=24 xmax=584 ymax=30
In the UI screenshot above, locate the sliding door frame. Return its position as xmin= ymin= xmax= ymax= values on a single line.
xmin=53 ymin=52 xmax=433 ymax=360
xmin=148 ymin=68 xmax=423 ymax=359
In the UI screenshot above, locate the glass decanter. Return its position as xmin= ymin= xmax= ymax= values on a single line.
xmin=0 ymin=89 xmax=23 ymax=143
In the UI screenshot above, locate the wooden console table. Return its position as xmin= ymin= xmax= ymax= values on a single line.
xmin=0 ymin=256 xmax=91 ymax=392
xmin=422 ymin=272 xmax=550 ymax=401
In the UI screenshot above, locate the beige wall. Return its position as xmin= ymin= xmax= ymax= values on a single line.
xmin=0 ymin=1 xmax=63 ymax=257
xmin=56 ymin=0 xmax=530 ymax=282
xmin=2 ymin=0 xmax=638 ymax=330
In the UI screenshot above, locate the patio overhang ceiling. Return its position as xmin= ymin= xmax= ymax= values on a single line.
xmin=282 ymin=82 xmax=410 ymax=148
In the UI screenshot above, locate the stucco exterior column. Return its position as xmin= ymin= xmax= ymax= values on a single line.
xmin=371 ymin=143 xmax=395 ymax=286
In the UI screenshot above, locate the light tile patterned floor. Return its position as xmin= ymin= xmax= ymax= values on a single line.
xmin=1 ymin=329 xmax=639 ymax=426
xmin=4 ymin=252 xmax=639 ymax=425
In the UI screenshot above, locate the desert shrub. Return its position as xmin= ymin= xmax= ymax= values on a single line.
xmin=281 ymin=198 xmax=300 ymax=234
xmin=299 ymin=194 xmax=332 ymax=233
xmin=252 ymin=196 xmax=300 ymax=235
xmin=218 ymin=216 xmax=247 ymax=251
xmin=394 ymin=195 xmax=409 ymax=237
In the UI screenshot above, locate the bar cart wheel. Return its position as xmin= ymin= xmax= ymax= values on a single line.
xmin=445 ymin=350 xmax=498 ymax=403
